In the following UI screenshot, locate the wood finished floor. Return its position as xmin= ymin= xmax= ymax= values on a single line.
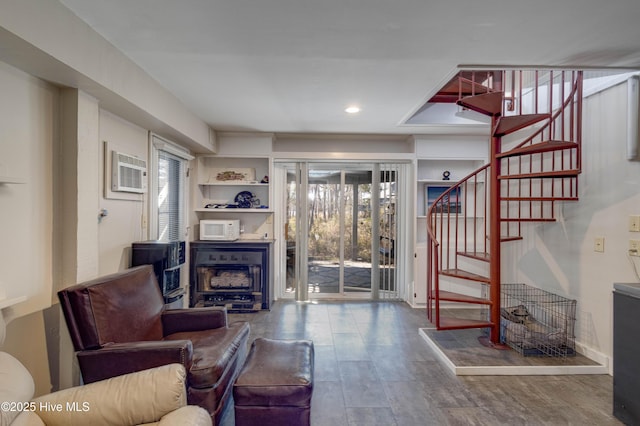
xmin=222 ymin=300 xmax=620 ymax=426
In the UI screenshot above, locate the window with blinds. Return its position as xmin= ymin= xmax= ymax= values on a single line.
xmin=157 ymin=150 xmax=185 ymax=241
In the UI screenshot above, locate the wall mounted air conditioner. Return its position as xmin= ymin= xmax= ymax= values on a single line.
xmin=111 ymin=151 xmax=147 ymax=193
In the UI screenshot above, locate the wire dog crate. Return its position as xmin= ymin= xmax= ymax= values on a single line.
xmin=500 ymin=283 xmax=576 ymax=357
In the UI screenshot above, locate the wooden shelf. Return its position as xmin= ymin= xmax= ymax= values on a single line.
xmin=195 ymin=156 xmax=272 ymax=216
xmin=418 ymin=179 xmax=458 ymax=184
xmin=195 ymin=208 xmax=273 ymax=213
xmin=418 ymin=179 xmax=485 ymax=185
xmin=198 ymin=181 xmax=268 ymax=186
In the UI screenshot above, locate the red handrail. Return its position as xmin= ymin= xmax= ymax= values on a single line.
xmin=426 ymin=164 xmax=490 ymax=323
xmin=426 ymin=69 xmax=583 ymax=334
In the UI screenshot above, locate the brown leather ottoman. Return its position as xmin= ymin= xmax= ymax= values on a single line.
xmin=233 ymin=338 xmax=314 ymax=426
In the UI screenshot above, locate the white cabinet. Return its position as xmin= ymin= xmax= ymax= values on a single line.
xmin=194 ymin=155 xmax=274 ymax=239
xmin=413 ymin=243 xmax=427 ymax=305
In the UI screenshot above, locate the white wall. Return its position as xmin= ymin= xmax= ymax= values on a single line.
xmin=0 ymin=61 xmax=56 ymax=320
xmin=0 ymin=1 xmax=214 ymax=392
xmin=501 ymin=79 xmax=640 ymax=367
xmin=273 ymin=133 xmax=413 ymax=156
xmin=0 ymin=61 xmax=57 ymax=395
xmin=98 ymin=110 xmax=149 ymax=275
xmin=0 ymin=0 xmax=210 ymax=395
xmin=0 ymin=61 xmax=191 ymax=393
xmin=413 ymin=134 xmax=488 ymax=159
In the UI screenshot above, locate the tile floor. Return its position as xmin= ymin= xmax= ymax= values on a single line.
xmin=423 ymin=307 xmax=602 ymax=368
xmin=222 ymin=300 xmax=620 ymax=426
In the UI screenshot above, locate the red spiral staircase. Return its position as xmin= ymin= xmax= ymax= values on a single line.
xmin=426 ymin=69 xmax=583 ymax=345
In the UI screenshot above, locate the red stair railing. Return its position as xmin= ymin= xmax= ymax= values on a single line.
xmin=426 ymin=164 xmax=490 ymax=326
xmin=426 ymin=69 xmax=583 ymax=337
xmin=499 ymin=70 xmax=583 ymax=238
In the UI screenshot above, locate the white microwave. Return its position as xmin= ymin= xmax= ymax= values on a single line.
xmin=199 ymin=219 xmax=240 ymax=241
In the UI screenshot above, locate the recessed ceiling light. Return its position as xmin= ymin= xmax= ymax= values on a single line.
xmin=345 ymin=106 xmax=361 ymax=114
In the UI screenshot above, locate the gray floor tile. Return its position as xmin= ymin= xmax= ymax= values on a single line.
xmin=222 ymin=300 xmax=620 ymax=426
xmin=346 ymin=407 xmax=398 ymax=426
xmin=311 ymin=381 xmax=348 ymax=426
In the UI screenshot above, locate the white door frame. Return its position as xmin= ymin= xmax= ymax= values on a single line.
xmin=273 ymin=160 xmax=411 ymax=302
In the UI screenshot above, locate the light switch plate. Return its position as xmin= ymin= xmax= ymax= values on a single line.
xmin=630 ymin=215 xmax=640 ymax=232
xmin=594 ymin=237 xmax=605 ymax=253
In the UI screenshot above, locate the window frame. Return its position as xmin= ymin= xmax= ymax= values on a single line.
xmin=148 ymin=133 xmax=193 ymax=241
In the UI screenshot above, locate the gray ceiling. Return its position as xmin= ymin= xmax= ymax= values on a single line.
xmin=58 ymin=0 xmax=640 ymax=135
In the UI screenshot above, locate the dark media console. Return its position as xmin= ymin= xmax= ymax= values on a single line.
xmin=132 ymin=240 xmax=185 ymax=309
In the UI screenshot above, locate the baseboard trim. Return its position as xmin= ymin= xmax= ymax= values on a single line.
xmin=575 ymin=341 xmax=611 ymax=375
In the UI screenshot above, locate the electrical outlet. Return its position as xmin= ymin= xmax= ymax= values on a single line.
xmin=630 ymin=240 xmax=640 ymax=256
xmin=594 ymin=237 xmax=605 ymax=253
xmin=630 ymin=215 xmax=640 ymax=232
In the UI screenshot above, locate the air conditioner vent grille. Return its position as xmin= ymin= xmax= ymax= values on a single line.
xmin=112 ymin=151 xmax=147 ymax=193
xmin=117 ymin=153 xmax=147 ymax=168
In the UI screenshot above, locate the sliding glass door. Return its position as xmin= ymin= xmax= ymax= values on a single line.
xmin=280 ymin=161 xmax=402 ymax=300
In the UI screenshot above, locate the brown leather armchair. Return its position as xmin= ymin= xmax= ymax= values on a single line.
xmin=58 ymin=265 xmax=250 ymax=425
